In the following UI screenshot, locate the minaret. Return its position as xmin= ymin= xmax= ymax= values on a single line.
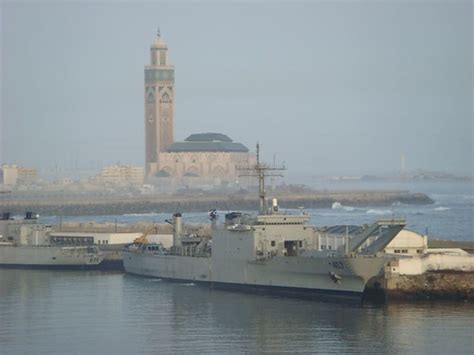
xmin=144 ymin=28 xmax=175 ymax=177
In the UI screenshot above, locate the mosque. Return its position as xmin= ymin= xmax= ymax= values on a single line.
xmin=144 ymin=29 xmax=255 ymax=184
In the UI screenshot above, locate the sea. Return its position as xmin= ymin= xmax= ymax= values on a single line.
xmin=0 ymin=180 xmax=473 ymax=354
xmin=39 ymin=180 xmax=474 ymax=241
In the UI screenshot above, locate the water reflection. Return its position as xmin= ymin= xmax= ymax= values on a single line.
xmin=124 ymin=276 xmax=474 ymax=354
xmin=1 ymin=270 xmax=473 ymax=354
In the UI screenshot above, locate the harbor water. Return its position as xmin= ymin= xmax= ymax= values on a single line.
xmin=1 ymin=181 xmax=472 ymax=353
xmin=1 ymin=269 xmax=473 ymax=354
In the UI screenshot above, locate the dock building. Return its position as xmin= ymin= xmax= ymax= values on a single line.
xmin=320 ymin=225 xmax=428 ymax=255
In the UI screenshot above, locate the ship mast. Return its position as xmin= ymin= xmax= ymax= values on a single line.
xmin=238 ymin=143 xmax=285 ymax=215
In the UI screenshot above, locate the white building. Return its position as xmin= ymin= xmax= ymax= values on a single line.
xmin=94 ymin=165 xmax=145 ymax=187
xmin=1 ymin=165 xmax=38 ymax=188
xmin=384 ymin=230 xmax=427 ymax=255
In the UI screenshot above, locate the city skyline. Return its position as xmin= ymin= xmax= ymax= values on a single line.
xmin=1 ymin=1 xmax=472 ymax=178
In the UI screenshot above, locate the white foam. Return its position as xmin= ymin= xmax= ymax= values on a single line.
xmin=331 ymin=202 xmax=355 ymax=212
xmin=434 ymin=206 xmax=451 ymax=211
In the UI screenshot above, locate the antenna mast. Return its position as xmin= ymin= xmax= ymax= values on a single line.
xmin=238 ymin=143 xmax=285 ymax=215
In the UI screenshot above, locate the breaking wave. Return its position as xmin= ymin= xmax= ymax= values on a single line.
xmin=331 ymin=202 xmax=355 ymax=212
xmin=366 ymin=209 xmax=392 ymax=215
xmin=182 ymin=283 xmax=196 ymax=287
xmin=434 ymin=206 xmax=451 ymax=211
xmin=148 ymin=279 xmax=162 ymax=282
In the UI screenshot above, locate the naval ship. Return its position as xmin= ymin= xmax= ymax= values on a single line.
xmin=123 ymin=145 xmax=406 ymax=301
xmin=0 ymin=213 xmax=103 ymax=268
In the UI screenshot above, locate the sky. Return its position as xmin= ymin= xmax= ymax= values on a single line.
xmin=1 ymin=0 xmax=473 ymax=178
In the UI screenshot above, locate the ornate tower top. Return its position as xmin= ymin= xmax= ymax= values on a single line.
xmin=151 ymin=27 xmax=168 ymax=51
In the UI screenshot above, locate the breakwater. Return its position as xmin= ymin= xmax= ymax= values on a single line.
xmin=366 ymin=271 xmax=474 ymax=301
xmin=1 ymin=190 xmax=433 ymax=216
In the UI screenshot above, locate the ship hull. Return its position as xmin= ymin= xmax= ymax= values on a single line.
xmin=123 ymin=251 xmax=386 ymax=301
xmin=0 ymin=246 xmax=103 ymax=268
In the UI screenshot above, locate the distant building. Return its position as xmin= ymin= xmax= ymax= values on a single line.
xmin=94 ymin=165 xmax=144 ymax=186
xmin=157 ymin=133 xmax=256 ymax=181
xmin=143 ymin=30 xmax=255 ymax=184
xmin=1 ymin=165 xmax=38 ymax=188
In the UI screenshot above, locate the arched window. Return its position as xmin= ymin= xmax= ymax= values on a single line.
xmin=213 ymin=166 xmax=226 ymax=177
xmin=160 ymin=51 xmax=166 ymax=65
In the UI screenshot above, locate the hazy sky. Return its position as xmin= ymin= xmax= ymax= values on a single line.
xmin=1 ymin=0 xmax=472 ymax=177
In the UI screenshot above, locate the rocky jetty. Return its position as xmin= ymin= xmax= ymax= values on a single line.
xmin=1 ymin=190 xmax=433 ymax=216
xmin=366 ymin=271 xmax=474 ymax=301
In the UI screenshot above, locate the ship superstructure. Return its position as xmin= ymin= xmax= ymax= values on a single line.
xmin=123 ymin=145 xmax=406 ymax=300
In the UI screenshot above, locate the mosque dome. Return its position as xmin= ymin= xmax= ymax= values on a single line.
xmin=185 ymin=133 xmax=233 ymax=143
xmin=167 ymin=132 xmax=249 ymax=153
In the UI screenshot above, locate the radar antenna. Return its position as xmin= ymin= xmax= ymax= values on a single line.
xmin=238 ymin=143 xmax=286 ymax=215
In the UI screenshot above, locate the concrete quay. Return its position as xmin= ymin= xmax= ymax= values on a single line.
xmin=365 ymin=248 xmax=474 ymax=301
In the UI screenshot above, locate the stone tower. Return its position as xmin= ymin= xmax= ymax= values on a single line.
xmin=144 ymin=29 xmax=175 ymax=177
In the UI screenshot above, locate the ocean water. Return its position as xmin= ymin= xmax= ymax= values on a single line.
xmin=306 ymin=180 xmax=474 ymax=241
xmin=40 ymin=181 xmax=473 ymax=241
xmin=0 ymin=269 xmax=473 ymax=354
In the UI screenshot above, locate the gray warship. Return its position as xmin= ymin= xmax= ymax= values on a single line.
xmin=0 ymin=213 xmax=103 ymax=268
xmin=123 ymin=145 xmax=406 ymax=301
